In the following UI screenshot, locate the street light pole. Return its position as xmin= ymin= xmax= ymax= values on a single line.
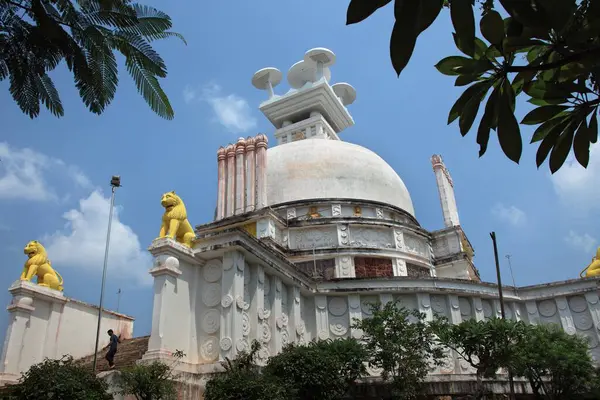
xmin=92 ymin=176 xmax=121 ymax=373
xmin=490 ymin=232 xmax=515 ymax=400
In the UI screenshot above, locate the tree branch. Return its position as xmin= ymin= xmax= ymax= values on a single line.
xmin=507 ymin=46 xmax=600 ymax=72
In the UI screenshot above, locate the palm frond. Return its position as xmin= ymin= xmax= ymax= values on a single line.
xmin=111 ymin=31 xmax=166 ymax=77
xmin=10 ymin=72 xmax=41 ymax=118
xmin=125 ymin=56 xmax=173 ymax=119
xmin=35 ymin=73 xmax=64 ymax=117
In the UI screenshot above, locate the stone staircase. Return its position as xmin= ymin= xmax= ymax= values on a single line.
xmin=77 ymin=336 xmax=150 ymax=373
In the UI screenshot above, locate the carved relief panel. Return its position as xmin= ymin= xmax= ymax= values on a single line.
xmin=199 ymin=258 xmax=222 ymax=362
xmin=349 ymin=226 xmax=394 ymax=249
xmin=404 ymin=234 xmax=428 ymax=257
xmin=328 ymin=297 xmax=350 ymax=338
xmin=290 ymin=227 xmax=337 ymax=250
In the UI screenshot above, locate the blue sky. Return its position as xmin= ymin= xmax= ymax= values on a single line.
xmin=0 ymin=1 xmax=598 ymax=341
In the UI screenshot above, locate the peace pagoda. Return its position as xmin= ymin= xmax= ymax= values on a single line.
xmin=2 ymin=47 xmax=600 ymax=397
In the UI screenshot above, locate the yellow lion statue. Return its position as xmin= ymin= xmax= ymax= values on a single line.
xmin=20 ymin=241 xmax=64 ymax=291
xmin=158 ymin=191 xmax=195 ymax=248
xmin=582 ymin=247 xmax=600 ymax=278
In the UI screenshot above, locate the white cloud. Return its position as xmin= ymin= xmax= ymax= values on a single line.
xmin=43 ymin=190 xmax=152 ymax=286
xmin=0 ymin=142 xmax=91 ymax=202
xmin=183 ymin=85 xmax=197 ymax=104
xmin=491 ymin=203 xmax=526 ymax=226
xmin=564 ymin=230 xmax=597 ymax=253
xmin=551 ymin=144 xmax=600 ymax=212
xmin=185 ymin=83 xmax=257 ymax=133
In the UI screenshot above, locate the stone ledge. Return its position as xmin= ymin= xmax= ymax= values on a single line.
xmin=148 ymin=238 xmax=199 ymax=265
xmin=8 ymin=280 xmax=67 ymax=304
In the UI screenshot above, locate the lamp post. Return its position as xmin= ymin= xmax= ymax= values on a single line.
xmin=92 ymin=176 xmax=121 ymax=373
xmin=490 ymin=232 xmax=515 ymax=400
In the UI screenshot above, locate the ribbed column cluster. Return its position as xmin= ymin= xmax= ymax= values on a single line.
xmin=215 ymin=133 xmax=268 ymax=220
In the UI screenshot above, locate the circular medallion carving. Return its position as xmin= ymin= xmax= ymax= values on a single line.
xmin=352 ymin=329 xmax=363 ymax=339
xmin=236 ymin=338 xmax=249 ymax=352
xmin=328 ymin=297 xmax=348 ymax=316
xmin=200 ymin=336 xmax=219 ymax=361
xmin=575 ymin=314 xmax=594 ymax=331
xmin=260 ymin=323 xmax=271 ymax=343
xmin=202 ymin=283 xmax=221 ymax=307
xmin=459 ymin=298 xmax=471 ymax=317
xmin=349 ymin=296 xmax=360 ymax=310
xmin=330 ymin=317 xmax=348 ymax=336
xmin=296 ymin=322 xmax=306 ymax=336
xmin=223 ymin=258 xmax=233 ymax=270
xmin=281 ymin=329 xmax=290 ymax=346
xmin=538 ymin=300 xmax=557 ymax=317
xmin=318 ymin=330 xmax=329 ymax=340
xmin=242 ymin=312 xmax=251 ymax=336
xmin=556 ymin=298 xmax=568 ymax=310
xmin=202 ymin=309 xmax=220 ymax=334
xmin=220 ymin=337 xmax=232 ymax=351
xmin=581 ymin=331 xmax=599 ymax=348
xmin=569 ymin=296 xmax=588 ymax=313
xmin=236 ymin=296 xmax=249 ymax=310
xmin=203 ymin=260 xmax=222 ymax=282
xmin=237 ymin=260 xmax=245 ymax=272
xmin=430 ymin=295 xmax=445 ymax=314
xmin=221 ymin=294 xmax=233 ymax=308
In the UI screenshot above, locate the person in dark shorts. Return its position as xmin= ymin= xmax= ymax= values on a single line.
xmin=105 ymin=329 xmax=120 ymax=369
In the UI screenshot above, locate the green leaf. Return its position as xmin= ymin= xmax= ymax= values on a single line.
xmin=535 ymin=121 xmax=564 ymax=167
xmin=505 ymin=17 xmax=523 ymax=37
xmin=453 ymin=33 xmax=487 ymax=59
xmin=530 ymin=115 xmax=568 ymax=143
xmin=459 ymin=89 xmax=487 ymax=136
xmin=435 ymin=56 xmax=475 ymax=76
xmin=34 ymin=74 xmax=64 ymax=117
xmin=549 ymin=120 xmax=576 ymax=173
xmin=497 ymin=80 xmax=522 ymax=163
xmin=480 ymin=10 xmax=505 ymax=47
xmin=448 ymin=80 xmax=492 ymax=124
xmin=512 ymin=70 xmax=535 ymax=95
xmin=390 ymin=0 xmax=421 ymax=76
xmin=521 ymin=105 xmax=569 ymax=125
xmin=523 ymin=80 xmax=570 ymax=103
xmin=573 ymin=119 xmax=590 ymax=168
xmin=528 ymin=97 xmax=565 ymax=106
xmin=455 ymin=74 xmax=480 ymax=86
xmin=450 ymin=0 xmax=475 ymax=57
xmin=418 ymin=0 xmax=444 ymax=33
xmin=346 ymin=0 xmax=392 ymax=24
xmin=477 ymin=85 xmax=500 ymax=157
xmin=590 ymin=112 xmax=598 ymax=144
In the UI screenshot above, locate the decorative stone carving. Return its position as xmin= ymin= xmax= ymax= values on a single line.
xmin=350 ymin=227 xmax=394 ymax=248
xmin=236 ymin=338 xmax=249 ymax=352
xmin=361 ymin=296 xmax=378 ymax=315
xmin=393 ymin=229 xmax=404 ymax=250
xmin=366 ymin=364 xmax=383 ymax=377
xmin=281 ymin=329 xmax=290 ymax=346
xmin=376 ymin=208 xmax=384 ymax=219
xmin=404 ymin=234 xmax=427 ymax=256
xmin=569 ymin=296 xmax=588 ymax=313
xmin=203 ymin=259 xmax=222 ymax=283
xmin=221 ymin=294 xmax=234 ymax=308
xmin=538 ymin=300 xmax=557 ymax=317
xmin=202 ymin=309 xmax=220 ymax=334
xmin=200 ymin=337 xmax=219 ymax=361
xmin=337 ymin=256 xmax=354 ymax=278
xmin=459 ymin=297 xmax=472 ymax=317
xmin=574 ymin=313 xmax=594 ymax=331
xmin=286 ymin=208 xmax=296 ymax=220
xmin=329 ymin=317 xmax=349 ymax=336
xmin=293 ymin=227 xmax=337 ymax=249
xmin=256 ymin=347 xmax=270 ymax=365
xmin=258 ymin=306 xmax=271 ymax=320
xmin=332 ymin=204 xmax=342 ymax=216
xmin=220 ymin=337 xmax=232 ymax=351
xmin=482 ymin=300 xmax=493 ymax=319
xmin=259 ymin=323 xmax=271 ymax=343
xmin=328 ymin=297 xmax=348 ymax=317
xmin=338 ymin=224 xmax=349 ymax=246
xmin=318 ymin=330 xmax=329 ymax=340
xmin=430 ymin=295 xmax=446 ymax=315
xmin=242 ymin=312 xmax=251 ymax=336
xmin=276 ymin=313 xmax=289 ymax=330
xmin=202 ymin=284 xmax=221 ymax=307
xmin=439 ymin=348 xmax=455 ymax=373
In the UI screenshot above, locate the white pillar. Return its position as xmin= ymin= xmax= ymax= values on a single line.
xmin=431 ymin=154 xmax=460 ymax=228
xmin=314 ymin=295 xmax=329 ymax=341
xmin=0 ymin=294 xmax=34 ymax=376
xmin=245 ymin=137 xmax=256 ymax=213
xmin=216 ymin=147 xmax=226 ymax=220
xmin=220 ymin=251 xmax=246 ymax=359
xmin=225 ymin=145 xmax=236 ymax=218
xmin=255 ymin=134 xmax=268 ymax=209
xmin=235 ymin=138 xmax=246 ymax=215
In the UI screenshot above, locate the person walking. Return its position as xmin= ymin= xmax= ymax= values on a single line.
xmin=105 ymin=329 xmax=120 ymax=369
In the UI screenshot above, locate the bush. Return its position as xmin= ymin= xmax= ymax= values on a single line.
xmin=2 ymin=356 xmax=111 ymax=400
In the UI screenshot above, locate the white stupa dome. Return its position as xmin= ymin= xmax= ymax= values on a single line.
xmin=266 ymin=139 xmax=415 ymax=216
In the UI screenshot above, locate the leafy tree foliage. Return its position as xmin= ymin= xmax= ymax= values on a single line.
xmin=204 ymin=340 xmax=289 ymax=400
xmin=0 ymin=0 xmax=184 ymax=119
xmin=0 ymin=355 xmax=111 ymax=400
xmin=512 ymin=324 xmax=594 ymax=399
xmin=116 ymin=350 xmax=185 ymax=400
xmin=263 ymin=338 xmax=368 ymax=400
xmin=346 ymin=0 xmax=600 ymax=173
xmin=352 ymin=301 xmax=444 ymax=400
